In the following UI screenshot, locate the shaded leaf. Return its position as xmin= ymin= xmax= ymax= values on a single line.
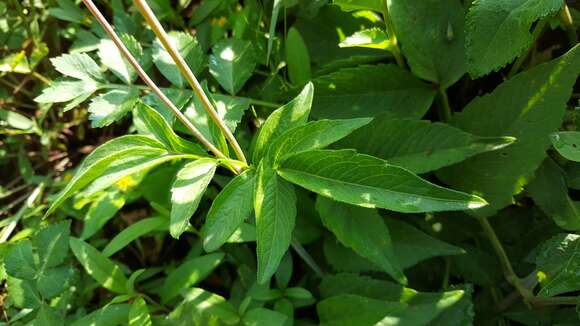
xmin=102 ymin=217 xmax=166 ymax=257
xmin=5 ymin=240 xmax=36 ymax=280
xmin=551 ymin=131 xmax=580 ymax=162
xmin=286 ymin=27 xmax=311 ymax=85
xmin=536 ymin=233 xmax=580 ymax=297
xmin=438 ymin=45 xmax=580 ymax=216
xmin=312 ymin=65 xmax=436 ymax=119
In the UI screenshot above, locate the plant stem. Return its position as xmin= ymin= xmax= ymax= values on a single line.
xmin=507 ymin=19 xmax=547 ymax=78
xmin=437 ymin=86 xmax=452 ymax=122
xmin=381 ymin=0 xmax=405 ymax=68
xmin=559 ymin=3 xmax=578 ymax=46
xmin=441 ymin=257 xmax=451 ymax=289
xmin=80 ymin=0 xmax=228 ymax=163
xmin=133 ymin=0 xmax=248 ymax=166
xmin=477 ymin=217 xmax=534 ymax=302
xmin=246 ymin=98 xmax=281 ymax=109
xmin=291 ymin=238 xmax=323 ymax=278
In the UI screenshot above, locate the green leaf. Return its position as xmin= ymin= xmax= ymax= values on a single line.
xmin=35 ymin=221 xmax=70 ymax=270
xmin=438 ymin=45 xmax=580 ymax=216
xmin=278 ymin=149 xmax=487 ymax=213
xmin=209 ymin=39 xmax=257 ymax=95
xmin=50 ymin=53 xmax=104 ymax=81
xmin=527 ymin=158 xmax=580 ymax=231
xmin=312 ymin=65 xmax=436 ymax=119
xmin=170 ymin=159 xmax=217 ymax=239
xmin=536 ymin=233 xmax=580 ymax=297
xmin=202 ymin=170 xmax=255 ymax=252
xmin=386 ymin=218 xmax=464 ymax=269
xmin=551 ymin=131 xmax=580 ymax=162
xmin=48 ymin=0 xmax=85 ymax=23
xmin=286 ymin=27 xmax=311 ymax=85
xmin=129 ymin=297 xmax=152 ymax=326
xmin=319 ymin=273 xmax=416 ymax=301
xmin=254 ymin=162 xmax=297 ymax=284
xmin=34 ymin=80 xmax=99 ymax=105
xmin=153 ymin=31 xmax=204 ymax=87
xmin=0 ymin=108 xmax=35 ymax=132
xmin=70 ymin=304 xmax=131 ymax=326
xmin=317 ymin=294 xmax=406 ymax=326
xmin=268 ymin=118 xmax=371 ymax=165
xmin=316 ymin=198 xmax=406 ymax=284
xmin=285 ymin=287 xmax=314 ymax=300
xmin=252 ymin=82 xmax=314 ymax=162
xmin=337 ymin=118 xmax=515 ymax=173
xmin=88 ymin=89 xmax=139 ymax=128
xmin=333 ymin=0 xmax=382 ymax=12
xmin=69 ymin=237 xmax=128 ymax=293
xmin=81 ymin=191 xmax=126 ymax=239
xmin=133 ymin=102 xmax=205 ymax=155
xmin=242 ymin=308 xmax=287 ymax=326
xmin=37 ymin=266 xmax=74 ymax=299
xmin=6 ymin=276 xmax=41 ymax=309
xmin=339 ymin=28 xmax=392 ymax=50
xmin=159 ymin=252 xmax=225 ymax=303
xmin=5 ymin=240 xmax=36 ymax=280
xmin=465 ymin=0 xmax=563 ymax=77
xmin=98 ymin=34 xmax=143 ymax=84
xmin=266 ymin=0 xmax=283 ymax=65
xmin=102 ymin=217 xmax=166 ymax=257
xmin=33 ymin=304 xmax=63 ymax=326
xmin=388 ymin=0 xmax=467 ymax=87
xmin=170 ymin=288 xmax=240 ymax=325
xmin=45 ymin=135 xmax=166 ymax=216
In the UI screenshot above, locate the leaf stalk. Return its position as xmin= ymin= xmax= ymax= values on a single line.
xmin=80 ymin=0 xmax=228 ymax=163
xmin=381 ymin=0 xmax=406 ymax=68
xmin=133 ymin=0 xmax=248 ymax=165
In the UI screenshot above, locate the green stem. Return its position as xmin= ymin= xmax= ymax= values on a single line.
xmin=560 ymin=3 xmax=578 ymax=46
xmin=381 ymin=1 xmax=405 ymax=68
xmin=291 ymin=238 xmax=323 ymax=278
xmin=437 ymin=86 xmax=452 ymax=122
xmin=477 ymin=217 xmax=534 ymax=302
xmin=441 ymin=257 xmax=451 ymax=289
xmin=507 ymin=19 xmax=547 ymax=78
xmin=81 ymin=0 xmax=231 ymax=168
xmin=134 ymin=0 xmax=248 ymax=166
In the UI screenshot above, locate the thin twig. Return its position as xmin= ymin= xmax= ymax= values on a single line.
xmin=381 ymin=0 xmax=405 ymax=68
xmin=291 ymin=238 xmax=323 ymax=278
xmin=80 ymin=0 xmax=227 ymax=161
xmin=133 ymin=0 xmax=248 ymax=165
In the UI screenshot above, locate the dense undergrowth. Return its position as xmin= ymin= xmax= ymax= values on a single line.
xmin=1 ymin=0 xmax=580 ymax=325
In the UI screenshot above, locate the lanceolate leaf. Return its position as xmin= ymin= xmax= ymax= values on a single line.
xmin=159 ymin=253 xmax=225 ymax=303
xmin=388 ymin=0 xmax=467 ymax=87
xmin=46 ymin=135 xmax=166 ymax=216
xmin=252 ymin=82 xmax=314 ymax=163
xmin=102 ymin=217 xmax=167 ymax=257
xmin=268 ymin=118 xmax=371 ymax=165
xmin=317 ymin=198 xmax=406 ymax=284
xmin=69 ymin=237 xmax=128 ymax=293
xmin=278 ymin=150 xmax=487 ymax=213
xmin=438 ymin=45 xmax=580 ymax=216
xmin=202 ymin=170 xmax=256 ymax=252
xmin=129 ymin=297 xmax=152 ymax=326
xmin=209 ymin=39 xmax=256 ymax=95
xmin=317 ymin=294 xmax=406 ymax=326
xmin=550 ymin=131 xmax=580 ymax=162
xmin=337 ymin=118 xmax=515 ymax=174
xmin=286 ymin=27 xmax=311 ymax=86
xmin=333 ymin=0 xmax=382 ymax=12
xmin=465 ymin=0 xmax=563 ymax=77
xmin=536 ymin=233 xmax=580 ymax=297
xmin=254 ymin=162 xmax=297 ymax=284
xmin=170 ymin=159 xmax=217 ymax=239
xmin=133 ymin=102 xmax=205 ymax=155
xmin=312 ymin=65 xmax=436 ymax=119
